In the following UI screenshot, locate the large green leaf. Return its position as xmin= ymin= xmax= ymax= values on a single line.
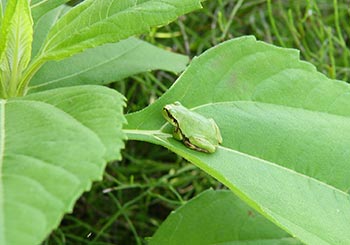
xmin=150 ymin=189 xmax=301 ymax=245
xmin=20 ymin=0 xmax=202 ymax=98
xmin=125 ymin=36 xmax=350 ymax=244
xmin=1 ymin=85 xmax=126 ymax=244
xmin=22 ymin=86 xmax=127 ymax=161
xmin=35 ymin=0 xmax=202 ymax=60
xmin=29 ymin=37 xmax=189 ymax=93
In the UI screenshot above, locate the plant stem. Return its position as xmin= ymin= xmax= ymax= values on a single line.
xmin=16 ymin=56 xmax=45 ymax=97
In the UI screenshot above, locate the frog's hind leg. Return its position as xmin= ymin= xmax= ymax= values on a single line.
xmin=183 ymin=140 xmax=206 ymax=152
xmin=209 ymin=118 xmax=223 ymax=144
xmin=187 ymin=135 xmax=216 ymax=153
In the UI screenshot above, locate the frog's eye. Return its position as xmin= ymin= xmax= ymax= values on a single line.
xmin=174 ymin=101 xmax=182 ymax=106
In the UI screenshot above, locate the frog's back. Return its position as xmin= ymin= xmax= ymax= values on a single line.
xmin=178 ymin=110 xmax=218 ymax=142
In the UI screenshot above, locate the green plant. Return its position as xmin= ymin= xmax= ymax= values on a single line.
xmin=1 ymin=0 xmax=350 ymax=245
xmin=127 ymin=35 xmax=350 ymax=244
xmin=0 ymin=0 xmax=201 ymax=244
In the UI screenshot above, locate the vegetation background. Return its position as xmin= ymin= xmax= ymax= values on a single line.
xmin=44 ymin=0 xmax=350 ymax=244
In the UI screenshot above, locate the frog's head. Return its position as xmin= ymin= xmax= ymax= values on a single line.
xmin=162 ymin=101 xmax=183 ymax=126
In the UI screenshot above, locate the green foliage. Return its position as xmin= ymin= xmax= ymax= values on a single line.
xmin=4 ymin=86 xmax=125 ymax=244
xmin=1 ymin=0 xmax=202 ymax=98
xmin=45 ymin=1 xmax=350 ymax=244
xmin=0 ymin=0 xmax=201 ymax=244
xmin=1 ymin=0 xmax=350 ymax=244
xmin=35 ymin=0 xmax=202 ymax=60
xmin=93 ymin=1 xmax=350 ymax=244
xmin=126 ymin=36 xmax=350 ymax=244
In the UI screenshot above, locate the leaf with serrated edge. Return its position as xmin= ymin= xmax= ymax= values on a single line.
xmin=37 ymin=0 xmax=202 ymax=60
xmin=1 ymin=85 xmax=126 ymax=244
xmin=125 ymin=36 xmax=350 ymax=244
xmin=23 ymin=85 xmax=127 ymax=161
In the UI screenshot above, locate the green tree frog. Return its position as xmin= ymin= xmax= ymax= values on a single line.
xmin=162 ymin=101 xmax=222 ymax=153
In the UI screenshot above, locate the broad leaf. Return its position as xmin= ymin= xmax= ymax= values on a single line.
xmin=29 ymin=37 xmax=189 ymax=93
xmin=150 ymin=189 xmax=301 ymax=245
xmin=125 ymin=36 xmax=350 ymax=244
xmin=0 ymin=0 xmax=33 ymax=98
xmin=1 ymin=85 xmax=126 ymax=244
xmin=20 ymin=0 xmax=202 ymax=98
xmin=35 ymin=0 xmax=202 ymax=60
xmin=22 ymin=86 xmax=127 ymax=161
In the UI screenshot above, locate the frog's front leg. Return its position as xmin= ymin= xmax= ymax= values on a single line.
xmin=187 ymin=135 xmax=216 ymax=153
xmin=172 ymin=127 xmax=183 ymax=140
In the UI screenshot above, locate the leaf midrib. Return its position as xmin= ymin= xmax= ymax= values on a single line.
xmin=127 ymin=99 xmax=350 ymax=131
xmin=125 ymin=128 xmax=349 ymax=196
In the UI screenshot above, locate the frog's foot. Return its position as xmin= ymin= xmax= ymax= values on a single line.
xmin=186 ymin=136 xmax=216 ymax=153
xmin=172 ymin=127 xmax=183 ymax=140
